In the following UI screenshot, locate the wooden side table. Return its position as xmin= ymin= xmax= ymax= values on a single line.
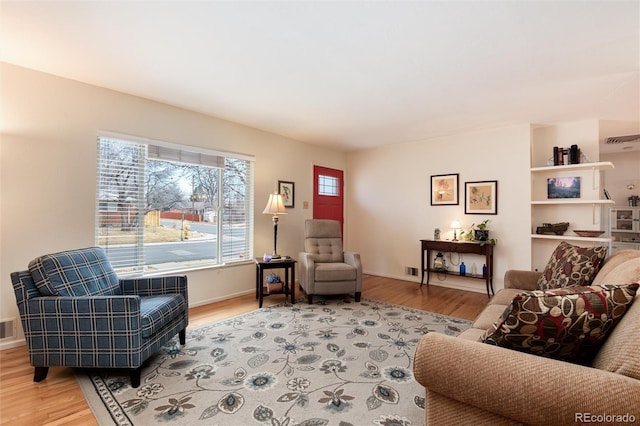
xmin=254 ymin=257 xmax=296 ymax=308
xmin=420 ymin=239 xmax=494 ymax=297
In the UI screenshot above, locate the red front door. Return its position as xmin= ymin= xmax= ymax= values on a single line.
xmin=313 ymin=166 xmax=344 ymax=233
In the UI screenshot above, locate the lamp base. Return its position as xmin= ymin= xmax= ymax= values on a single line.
xmin=271 ymin=253 xmax=281 ymax=259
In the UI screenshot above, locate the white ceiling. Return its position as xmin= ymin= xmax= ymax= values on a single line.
xmin=1 ymin=1 xmax=639 ymax=152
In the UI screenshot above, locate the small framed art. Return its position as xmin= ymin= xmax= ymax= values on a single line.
xmin=430 ymin=173 xmax=459 ymax=205
xmin=547 ymin=177 xmax=580 ymax=199
xmin=465 ymin=180 xmax=498 ymax=214
xmin=278 ymin=180 xmax=295 ymax=208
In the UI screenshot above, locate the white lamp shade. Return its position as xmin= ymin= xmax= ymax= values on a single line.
xmin=263 ymin=193 xmax=288 ymax=215
xmin=450 ymin=220 xmax=461 ymax=229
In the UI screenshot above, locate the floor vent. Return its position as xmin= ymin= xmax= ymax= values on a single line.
xmin=0 ymin=319 xmax=17 ymax=340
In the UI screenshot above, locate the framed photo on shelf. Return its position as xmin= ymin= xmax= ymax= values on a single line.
xmin=278 ymin=180 xmax=295 ymax=208
xmin=465 ymin=180 xmax=498 ymax=214
xmin=547 ymin=177 xmax=580 ymax=199
xmin=430 ymin=173 xmax=459 ymax=205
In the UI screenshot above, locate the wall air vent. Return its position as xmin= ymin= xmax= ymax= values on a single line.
xmin=605 ymin=134 xmax=640 ymax=144
xmin=0 ymin=319 xmax=16 ymax=340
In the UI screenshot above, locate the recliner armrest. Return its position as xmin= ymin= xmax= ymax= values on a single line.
xmin=414 ymin=333 xmax=640 ymax=425
xmin=298 ymin=252 xmax=315 ymax=292
xmin=343 ymin=251 xmax=362 ymax=272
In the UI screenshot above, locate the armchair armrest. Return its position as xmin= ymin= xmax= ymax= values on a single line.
xmin=22 ymin=295 xmax=144 ymax=367
xmin=120 ymin=275 xmax=188 ymax=300
xmin=298 ymin=252 xmax=315 ymax=289
xmin=414 ymin=333 xmax=640 ymax=425
xmin=343 ymin=251 xmax=362 ymax=273
xmin=503 ymin=269 xmax=542 ymax=291
xmin=25 ymin=296 xmax=142 ymax=334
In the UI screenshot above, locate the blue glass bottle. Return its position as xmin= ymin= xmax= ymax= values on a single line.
xmin=482 ymin=264 xmax=487 ymax=278
xmin=459 ymin=262 xmax=466 ymax=276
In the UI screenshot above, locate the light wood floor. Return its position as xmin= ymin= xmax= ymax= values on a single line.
xmin=0 ymin=275 xmax=488 ymax=425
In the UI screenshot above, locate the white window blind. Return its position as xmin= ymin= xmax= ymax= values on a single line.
xmin=96 ymin=134 xmax=254 ymax=275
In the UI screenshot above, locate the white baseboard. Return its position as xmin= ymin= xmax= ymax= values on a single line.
xmin=188 ymin=289 xmax=255 ymax=308
xmin=0 ymin=338 xmax=26 ymax=350
xmin=363 ymin=270 xmax=488 ymax=294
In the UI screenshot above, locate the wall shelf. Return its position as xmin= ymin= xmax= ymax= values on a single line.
xmin=530 ymin=161 xmax=614 ymax=173
xmin=531 ymin=200 xmax=615 ymax=205
xmin=531 ymin=234 xmax=613 ymax=243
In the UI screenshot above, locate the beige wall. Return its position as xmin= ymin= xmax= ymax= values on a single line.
xmin=345 ymin=125 xmax=532 ymax=293
xmin=2 ymin=63 xmax=637 ymax=348
xmin=602 ymin=150 xmax=640 ymax=205
xmin=0 ymin=63 xmax=347 ymax=346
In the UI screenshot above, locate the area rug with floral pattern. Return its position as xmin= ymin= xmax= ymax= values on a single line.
xmin=76 ymin=297 xmax=471 ymax=426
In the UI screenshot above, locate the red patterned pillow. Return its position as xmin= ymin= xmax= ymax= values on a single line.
xmin=482 ymin=283 xmax=639 ymax=363
xmin=536 ymin=241 xmax=608 ymax=290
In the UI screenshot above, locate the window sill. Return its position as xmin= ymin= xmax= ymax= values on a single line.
xmin=119 ymin=259 xmax=254 ymax=277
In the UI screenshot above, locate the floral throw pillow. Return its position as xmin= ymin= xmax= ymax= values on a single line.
xmin=482 ymin=283 xmax=639 ymax=363
xmin=536 ymin=241 xmax=608 ymax=290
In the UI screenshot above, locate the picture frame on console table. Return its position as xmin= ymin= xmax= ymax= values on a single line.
xmin=465 ymin=180 xmax=498 ymax=215
xmin=430 ymin=173 xmax=459 ymax=205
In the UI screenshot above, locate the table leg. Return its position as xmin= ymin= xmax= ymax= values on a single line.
xmin=284 ymin=267 xmax=290 ymax=297
xmin=255 ymin=264 xmax=260 ymax=299
xmin=290 ymin=265 xmax=296 ymax=304
xmin=420 ymin=245 xmax=425 ymax=286
xmin=259 ymin=266 xmax=264 ymax=308
xmin=425 ymin=248 xmax=432 ymax=286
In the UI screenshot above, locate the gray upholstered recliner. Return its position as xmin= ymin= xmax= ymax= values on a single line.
xmin=298 ymin=219 xmax=362 ymax=304
xmin=10 ymin=246 xmax=188 ymax=388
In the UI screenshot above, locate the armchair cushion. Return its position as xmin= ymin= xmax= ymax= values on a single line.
xmin=140 ymin=294 xmax=187 ymax=338
xmin=482 ymin=283 xmax=639 ymax=363
xmin=28 ymin=247 xmax=121 ymax=297
xmin=536 ymin=241 xmax=607 ymax=290
xmin=314 ymin=262 xmax=357 ymax=282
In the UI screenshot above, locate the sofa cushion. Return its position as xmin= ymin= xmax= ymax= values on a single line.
xmin=28 ymin=247 xmax=121 ymax=297
xmin=140 ymin=294 xmax=187 ymax=339
xmin=536 ymin=241 xmax=607 ymax=290
xmin=482 ymin=283 xmax=639 ymax=363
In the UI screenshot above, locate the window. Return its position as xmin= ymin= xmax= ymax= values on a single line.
xmin=96 ymin=133 xmax=254 ymax=276
xmin=318 ymin=174 xmax=339 ymax=196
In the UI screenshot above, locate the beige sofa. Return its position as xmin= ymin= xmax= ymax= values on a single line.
xmin=414 ymin=249 xmax=640 ymax=425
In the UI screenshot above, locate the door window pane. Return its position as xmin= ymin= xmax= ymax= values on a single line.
xmin=318 ymin=175 xmax=339 ymax=196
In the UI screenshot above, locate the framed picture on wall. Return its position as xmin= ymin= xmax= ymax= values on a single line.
xmin=430 ymin=173 xmax=459 ymax=205
xmin=278 ymin=180 xmax=295 ymax=208
xmin=465 ymin=180 xmax=498 ymax=214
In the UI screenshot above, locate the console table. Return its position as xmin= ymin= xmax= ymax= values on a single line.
xmin=420 ymin=239 xmax=494 ymax=297
xmin=254 ymin=257 xmax=296 ymax=308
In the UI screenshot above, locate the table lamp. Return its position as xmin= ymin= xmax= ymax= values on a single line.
xmin=263 ymin=192 xmax=287 ymax=258
xmin=451 ymin=220 xmax=461 ymax=241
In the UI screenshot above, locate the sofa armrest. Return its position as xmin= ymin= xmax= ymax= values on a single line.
xmin=414 ymin=333 xmax=640 ymax=425
xmin=503 ymin=269 xmax=542 ymax=291
xmin=120 ymin=275 xmax=188 ymax=300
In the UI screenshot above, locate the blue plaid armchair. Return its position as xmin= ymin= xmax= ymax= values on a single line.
xmin=10 ymin=247 xmax=188 ymax=388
